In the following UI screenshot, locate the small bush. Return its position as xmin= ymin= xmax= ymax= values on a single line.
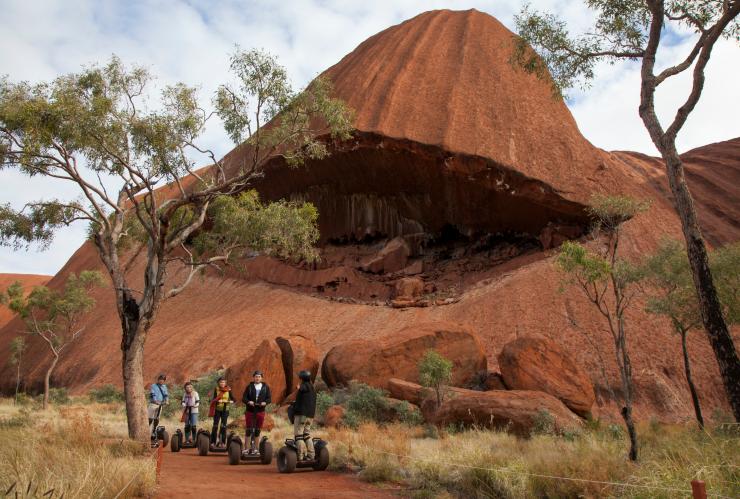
xmin=606 ymin=423 xmax=625 ymax=440
xmin=316 ymin=391 xmax=335 ymax=418
xmin=345 ymin=382 xmax=389 ymax=424
xmin=49 ymin=387 xmax=70 ymax=405
xmin=394 ymin=400 xmax=424 ymax=426
xmin=88 ymin=384 xmax=124 ymax=403
xmin=530 ymin=409 xmax=556 ymax=436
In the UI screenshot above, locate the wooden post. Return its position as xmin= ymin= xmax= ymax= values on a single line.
xmin=691 ymin=480 xmax=707 ymax=499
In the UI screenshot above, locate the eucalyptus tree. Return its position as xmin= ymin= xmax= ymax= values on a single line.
xmin=0 ymin=49 xmax=353 ymax=440
xmin=558 ymin=195 xmax=648 ymax=461
xmin=644 ymin=240 xmax=740 ymax=428
xmin=0 ymin=271 xmax=104 ymax=409
xmin=513 ymin=0 xmax=740 ymax=421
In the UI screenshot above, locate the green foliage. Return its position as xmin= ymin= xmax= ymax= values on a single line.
xmin=88 ymin=384 xmax=125 ymax=404
xmin=48 ymin=387 xmax=70 ymax=405
xmin=512 ymin=1 xmax=739 ymax=96
xmin=316 ymin=390 xmax=335 ymax=418
xmin=711 ymin=242 xmax=740 ymax=324
xmin=393 ymin=400 xmax=424 ymax=427
xmin=215 ymin=48 xmax=353 ymax=167
xmin=588 ymin=194 xmax=650 ymax=233
xmin=7 ymin=336 xmax=26 ymax=367
xmin=193 ymin=190 xmax=319 ymax=263
xmin=418 ymin=350 xmax=453 ymax=407
xmin=344 ymin=382 xmax=389 ymax=426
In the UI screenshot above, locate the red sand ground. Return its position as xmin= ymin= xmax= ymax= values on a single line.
xmin=156 ymin=449 xmax=396 ymax=499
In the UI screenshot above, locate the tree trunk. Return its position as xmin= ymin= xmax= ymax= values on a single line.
xmin=680 ymin=329 xmax=704 ymax=429
xmin=621 ymin=405 xmax=638 ymax=461
xmin=122 ymin=321 xmax=150 ymax=442
xmin=661 ymin=147 xmax=740 ymax=421
xmin=14 ymin=360 xmax=21 ymax=405
xmin=43 ymin=354 xmax=59 ymax=410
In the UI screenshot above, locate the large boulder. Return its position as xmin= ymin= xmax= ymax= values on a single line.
xmin=225 ymin=339 xmax=288 ymax=405
xmin=388 ymin=378 xmax=581 ymax=435
xmin=360 ymin=237 xmax=411 ymax=274
xmin=323 ymin=405 xmax=345 ymax=428
xmin=276 ymin=335 xmax=320 ymax=392
xmin=498 ymin=336 xmax=595 ymax=417
xmin=321 ymin=322 xmax=486 ymax=390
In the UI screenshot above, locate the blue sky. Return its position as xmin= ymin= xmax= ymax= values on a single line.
xmin=1 ymin=0 xmax=738 ymax=275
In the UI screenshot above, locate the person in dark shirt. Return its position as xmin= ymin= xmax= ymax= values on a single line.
xmin=293 ymin=370 xmax=316 ymax=460
xmin=241 ymin=370 xmax=272 ymax=454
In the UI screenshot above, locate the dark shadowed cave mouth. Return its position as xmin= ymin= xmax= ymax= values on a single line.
xmin=238 ymin=132 xmax=592 ymax=304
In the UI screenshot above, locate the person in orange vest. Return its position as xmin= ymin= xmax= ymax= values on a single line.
xmin=208 ymin=376 xmax=235 ymax=447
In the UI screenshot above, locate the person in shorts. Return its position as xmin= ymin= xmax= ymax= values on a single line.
xmin=242 ymin=370 xmax=272 ymax=454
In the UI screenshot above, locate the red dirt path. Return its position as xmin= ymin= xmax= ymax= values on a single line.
xmin=156 ymin=448 xmax=397 ymax=499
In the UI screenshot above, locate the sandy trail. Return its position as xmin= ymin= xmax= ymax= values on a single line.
xmin=155 ymin=447 xmax=397 ymax=498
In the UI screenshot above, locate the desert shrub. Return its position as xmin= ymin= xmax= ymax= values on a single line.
xmin=422 ymin=424 xmax=440 ymax=439
xmin=418 ymin=350 xmax=453 ymax=408
xmin=48 ymin=387 xmax=70 ymax=405
xmin=88 ymin=384 xmax=124 ymax=404
xmin=344 ymin=382 xmax=389 ymax=424
xmin=393 ymin=400 xmax=424 ymax=426
xmin=359 ymin=458 xmax=402 ymax=483
xmin=316 ymin=390 xmax=335 ymax=418
xmin=530 ymin=409 xmax=556 ymax=436
xmin=160 ymin=383 xmax=184 ymax=419
xmin=606 ymin=423 xmax=625 ymax=440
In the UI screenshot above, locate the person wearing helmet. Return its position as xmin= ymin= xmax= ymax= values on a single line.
xmin=242 ymin=370 xmax=272 ymax=454
xmin=293 ymin=370 xmax=316 ymax=461
xmin=148 ymin=373 xmax=169 ymax=439
xmin=208 ymin=376 xmax=235 ymax=447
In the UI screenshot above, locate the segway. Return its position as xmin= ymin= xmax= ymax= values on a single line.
xmin=170 ymin=406 xmax=199 ymax=452
xmin=276 ymin=438 xmax=329 ymax=473
xmin=227 ymin=431 xmax=273 ymax=465
xmin=195 ymin=428 xmax=230 ymax=456
xmin=150 ymin=404 xmax=170 ymax=448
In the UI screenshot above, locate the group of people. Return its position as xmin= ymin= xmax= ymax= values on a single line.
xmin=147 ymin=369 xmax=317 ymax=460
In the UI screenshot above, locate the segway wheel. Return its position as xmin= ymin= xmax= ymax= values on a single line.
xmin=197 ymin=433 xmax=209 ymax=456
xmin=228 ymin=440 xmax=241 ymax=465
xmin=159 ymin=429 xmax=170 ymax=447
xmin=277 ymin=446 xmax=297 ymax=473
xmin=313 ymin=445 xmax=329 ymax=471
xmin=170 ymin=432 xmax=181 ymax=453
xmin=260 ymin=441 xmax=273 ymax=465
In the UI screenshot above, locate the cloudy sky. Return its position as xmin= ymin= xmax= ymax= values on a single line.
xmin=1 ymin=0 xmax=738 ymax=275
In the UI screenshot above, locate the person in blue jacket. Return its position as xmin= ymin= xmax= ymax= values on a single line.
xmin=148 ymin=373 xmax=169 ymax=438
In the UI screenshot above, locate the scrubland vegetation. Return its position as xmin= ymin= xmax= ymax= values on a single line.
xmin=0 ymin=397 xmax=155 ymax=499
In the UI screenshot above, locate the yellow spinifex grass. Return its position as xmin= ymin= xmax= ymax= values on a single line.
xmin=0 ymin=399 xmax=156 ymax=499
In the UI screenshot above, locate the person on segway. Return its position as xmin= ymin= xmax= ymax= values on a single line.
xmin=242 ymin=370 xmax=272 ymax=455
xmin=181 ymin=381 xmax=200 ymax=445
xmin=293 ymin=370 xmax=316 ymax=461
xmin=208 ymin=376 xmax=235 ymax=448
xmin=148 ymin=373 xmax=169 ymax=441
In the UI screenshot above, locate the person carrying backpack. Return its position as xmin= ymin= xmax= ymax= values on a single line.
xmin=293 ymin=370 xmax=316 ymax=461
xmin=241 ymin=370 xmax=272 ymax=454
xmin=181 ymin=381 xmax=200 ymax=445
xmin=208 ymin=376 xmax=235 ymax=447
xmin=148 ymin=373 xmax=169 ymax=439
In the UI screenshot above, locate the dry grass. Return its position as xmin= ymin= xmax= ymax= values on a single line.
xmin=321 ymin=420 xmax=739 ymax=498
xmin=0 ymin=398 xmax=156 ymax=499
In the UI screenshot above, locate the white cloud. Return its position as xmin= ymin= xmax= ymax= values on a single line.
xmin=1 ymin=0 xmax=738 ymax=275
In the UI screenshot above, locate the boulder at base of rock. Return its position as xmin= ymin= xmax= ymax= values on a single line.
xmin=394 ymin=277 xmax=424 ymax=299
xmin=323 ymin=405 xmax=345 ymax=428
xmin=388 ymin=378 xmax=581 ymax=435
xmin=276 ymin=335 xmax=320 ymax=390
xmin=485 ymin=371 xmax=507 ymax=391
xmin=225 ymin=339 xmax=287 ymax=405
xmin=321 ymin=322 xmax=486 ymax=390
xmin=498 ymin=335 xmax=595 ymax=418
xmin=360 ymin=237 xmax=411 ymax=273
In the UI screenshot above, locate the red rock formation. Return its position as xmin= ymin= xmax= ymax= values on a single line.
xmin=321 ymin=322 xmax=486 ymax=389
xmin=323 ymin=405 xmax=345 ymax=428
xmin=225 ymin=339 xmax=287 ymax=405
xmin=276 ymin=335 xmax=320 ymax=390
xmin=498 ymin=336 xmax=596 ymax=418
xmin=0 ymin=10 xmax=737 ymax=426
xmin=388 ymin=378 xmax=581 ymax=434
